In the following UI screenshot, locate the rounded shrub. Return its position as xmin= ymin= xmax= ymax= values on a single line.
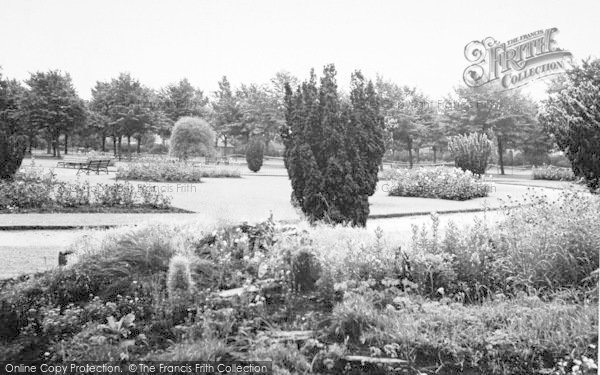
xmin=246 ymin=138 xmax=265 ymax=172
xmin=169 ymin=117 xmax=215 ymax=160
xmin=167 ymin=255 xmax=194 ymax=300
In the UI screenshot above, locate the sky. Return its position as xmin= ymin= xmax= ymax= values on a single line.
xmin=1 ymin=0 xmax=599 ymax=101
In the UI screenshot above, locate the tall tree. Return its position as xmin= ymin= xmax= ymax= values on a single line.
xmin=91 ymin=73 xmax=156 ymax=157
xmin=0 ymin=71 xmax=26 ymax=179
xmin=237 ymin=83 xmax=282 ymax=152
xmin=282 ymin=65 xmax=384 ymax=226
xmin=159 ymin=78 xmax=209 ymax=123
xmin=376 ymin=77 xmax=434 ymax=168
xmin=212 ymin=76 xmax=241 ymax=148
xmin=21 ymin=71 xmax=85 ymax=157
xmin=540 ymin=59 xmax=600 ymax=191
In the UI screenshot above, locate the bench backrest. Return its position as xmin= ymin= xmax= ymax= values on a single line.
xmin=87 ymin=159 xmax=111 ymax=167
xmin=63 ymin=156 xmax=88 ymax=163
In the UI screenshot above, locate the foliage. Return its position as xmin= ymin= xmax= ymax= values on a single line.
xmin=212 ymin=76 xmax=241 ymax=148
xmin=158 ymin=78 xmax=209 ymax=124
xmin=376 ymin=77 xmax=437 ymax=168
xmin=532 ymin=165 xmax=576 ymax=181
xmin=329 ymin=292 xmax=598 ymax=374
xmin=169 ymin=117 xmax=215 ymax=160
xmin=443 ymin=85 xmax=539 ymax=175
xmin=540 ymin=59 xmax=600 ymax=192
xmin=0 ymin=168 xmax=172 ymax=212
xmin=89 ymin=73 xmax=160 ymax=157
xmin=448 ymin=132 xmax=492 ymax=175
xmin=0 ymin=73 xmax=26 ymax=180
xmin=0 ymin=208 xmax=596 ymax=373
xmin=282 ymin=65 xmax=385 ymax=226
xmin=21 ymin=70 xmax=86 ymax=157
xmin=245 ymin=138 xmax=265 ymax=172
xmin=116 ymin=159 xmax=240 ymax=182
xmin=388 ymin=167 xmax=490 ymax=200
xmin=167 ymin=255 xmax=194 ymax=300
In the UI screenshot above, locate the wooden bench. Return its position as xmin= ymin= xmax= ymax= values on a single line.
xmin=57 ymin=156 xmax=88 ymax=169
xmin=77 ymin=159 xmax=111 ymax=175
xmin=204 ymin=156 xmax=230 ymax=165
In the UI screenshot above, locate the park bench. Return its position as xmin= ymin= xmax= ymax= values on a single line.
xmin=204 ymin=156 xmax=230 ymax=165
xmin=76 ymin=159 xmax=111 ymax=175
xmin=57 ymin=156 xmax=88 ymax=169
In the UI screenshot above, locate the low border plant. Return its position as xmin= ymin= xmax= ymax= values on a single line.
xmin=388 ymin=166 xmax=491 ymax=200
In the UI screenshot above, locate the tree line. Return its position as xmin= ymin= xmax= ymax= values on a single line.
xmin=0 ymin=69 xmax=298 ymax=158
xmin=0 ymin=65 xmax=570 ymax=174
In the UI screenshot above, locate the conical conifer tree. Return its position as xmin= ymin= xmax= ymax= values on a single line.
xmin=282 ymin=64 xmax=385 ymax=226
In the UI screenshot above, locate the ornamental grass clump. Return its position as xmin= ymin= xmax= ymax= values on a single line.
xmin=448 ymin=132 xmax=492 ymax=176
xmin=388 ymin=166 xmax=490 ymax=200
xmin=167 ymin=255 xmax=194 ymax=300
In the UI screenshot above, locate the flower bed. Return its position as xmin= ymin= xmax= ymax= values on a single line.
xmin=0 ymin=169 xmax=176 ymax=212
xmin=0 ymin=192 xmax=597 ymax=373
xmin=387 ymin=166 xmax=490 ymax=200
xmin=116 ymin=160 xmax=241 ymax=182
xmin=532 ymin=165 xmax=576 ymax=181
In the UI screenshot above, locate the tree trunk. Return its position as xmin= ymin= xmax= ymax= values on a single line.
xmin=101 ymin=136 xmax=106 ymax=152
xmin=64 ymin=134 xmax=68 ymax=155
xmin=118 ymin=136 xmax=122 ymax=160
xmin=433 ymin=146 xmax=437 ymax=164
xmin=47 ymin=136 xmax=52 ymax=154
xmin=497 ymin=135 xmax=505 ymax=175
xmin=407 ymin=138 xmax=413 ymax=169
xmin=54 ymin=136 xmax=61 ymax=158
xmin=415 ymin=148 xmax=420 ymax=164
xmin=136 ymin=136 xmax=141 ymax=154
xmin=127 ymin=136 xmax=131 ymax=156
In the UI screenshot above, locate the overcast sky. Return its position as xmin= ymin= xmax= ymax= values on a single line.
xmin=1 ymin=0 xmax=598 ymax=101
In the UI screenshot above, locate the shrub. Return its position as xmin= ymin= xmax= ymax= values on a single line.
xmin=497 ymin=191 xmax=600 ymax=293
xmin=532 ymin=165 xmax=576 ymax=181
xmin=282 ymin=65 xmax=385 ymax=226
xmin=246 ymin=138 xmax=265 ymax=172
xmin=169 ymin=117 xmax=215 ymax=160
xmin=0 ymin=172 xmax=173 ymax=212
xmin=408 ymin=192 xmax=600 ymax=298
xmin=388 ymin=167 xmax=490 ymax=200
xmin=149 ymin=143 xmax=169 ymax=154
xmin=116 ymin=160 xmax=240 ymax=182
xmin=448 ymin=132 xmax=492 ymax=176
xmin=330 ymin=294 xmax=598 ymax=374
xmin=167 ymin=255 xmax=194 ymax=300
xmin=540 ymin=59 xmax=600 ymax=192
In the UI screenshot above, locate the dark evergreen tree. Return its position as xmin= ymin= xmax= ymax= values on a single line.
xmin=281 ymin=65 xmax=385 ymax=226
xmin=246 ymin=138 xmax=265 ymax=172
xmin=540 ymin=59 xmax=600 ymax=192
xmin=0 ymin=73 xmax=26 ymax=180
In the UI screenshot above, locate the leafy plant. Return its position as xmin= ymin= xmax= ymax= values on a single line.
xmin=532 ymin=165 xmax=576 ymax=181
xmin=388 ymin=166 xmax=490 ymax=200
